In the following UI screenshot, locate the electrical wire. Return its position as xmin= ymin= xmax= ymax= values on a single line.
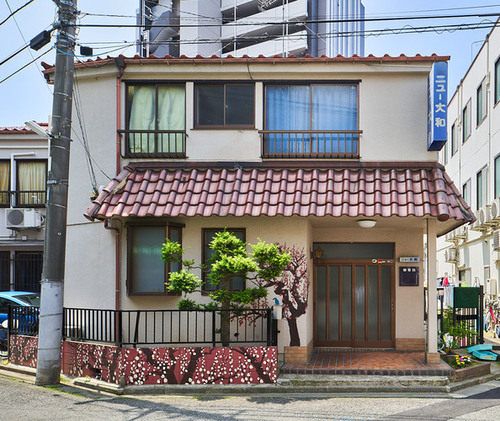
xmin=0 ymin=44 xmax=29 ymax=66
xmin=0 ymin=0 xmax=34 ymax=27
xmin=0 ymin=47 xmax=52 ymax=85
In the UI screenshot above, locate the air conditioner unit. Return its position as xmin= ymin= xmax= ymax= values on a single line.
xmin=445 ymin=248 xmax=459 ymax=263
xmin=455 ymin=225 xmax=468 ymax=239
xmin=481 ymin=205 xmax=496 ymax=227
xmin=490 ymin=198 xmax=500 ymax=223
xmin=5 ymin=208 xmax=43 ymax=229
xmin=445 ymin=231 xmax=455 ymax=242
xmin=471 ymin=210 xmax=488 ymax=231
xmin=493 ymin=230 xmax=500 ymax=250
xmin=486 ymin=279 xmax=498 ymax=298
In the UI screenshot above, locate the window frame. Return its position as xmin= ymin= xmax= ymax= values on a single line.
xmin=495 ymin=154 xmax=500 ymax=199
xmin=15 ymin=159 xmax=47 ymax=208
xmin=462 ymin=179 xmax=471 ymax=206
xmin=194 ymin=82 xmax=255 ymax=129
xmin=476 ymin=165 xmax=488 ymax=210
xmin=0 ymin=160 xmax=10 ymax=208
xmin=495 ymin=56 xmax=500 ymax=106
xmin=462 ymin=100 xmax=471 ymax=143
xmin=476 ymin=79 xmax=487 ymax=126
xmin=263 ymin=81 xmax=360 ymax=131
xmin=126 ymin=221 xmax=184 ymax=296
xmin=202 ymin=228 xmax=246 ymax=292
xmin=451 ymin=121 xmax=458 ymax=156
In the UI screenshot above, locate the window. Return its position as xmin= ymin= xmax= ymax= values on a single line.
xmin=195 ymin=83 xmax=254 ymax=128
xmin=442 ymin=140 xmax=448 ymax=164
xmin=451 ymin=122 xmax=458 ymax=156
xmin=462 ymin=179 xmax=471 ymax=206
xmin=264 ymin=83 xmax=359 ymax=156
xmin=127 ymin=223 xmax=182 ymax=295
xmin=495 ymin=57 xmax=500 ymax=105
xmin=0 ymin=161 xmax=9 ymax=207
xmin=462 ymin=101 xmax=471 ymax=143
xmin=126 ymin=83 xmax=185 ymax=156
xmin=477 ymin=166 xmax=488 ymax=210
xmin=0 ymin=251 xmax=42 ymax=292
xmin=477 ymin=80 xmax=487 ymax=125
xmin=0 ymin=251 xmax=9 ymax=290
xmin=17 ymin=160 xmax=47 ymax=207
xmin=495 ymin=155 xmax=500 ymax=199
xmin=203 ymin=228 xmax=245 ymax=291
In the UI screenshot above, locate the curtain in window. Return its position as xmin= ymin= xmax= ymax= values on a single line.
xmin=312 ymin=85 xmax=358 ymax=153
xmin=17 ymin=161 xmax=46 ymax=205
xmin=129 ymin=85 xmax=155 ymax=153
xmin=0 ymin=161 xmax=9 ymax=205
xmin=157 ymin=85 xmax=185 ymax=154
xmin=265 ymin=86 xmax=310 ymax=153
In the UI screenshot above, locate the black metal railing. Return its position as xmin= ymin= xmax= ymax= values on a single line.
xmin=0 ymin=190 xmax=47 ymax=207
xmin=62 ymin=307 xmax=276 ymax=347
xmin=260 ymin=130 xmax=361 ymax=159
xmin=7 ymin=305 xmax=39 ymax=337
xmin=120 ymin=129 xmax=186 ymax=158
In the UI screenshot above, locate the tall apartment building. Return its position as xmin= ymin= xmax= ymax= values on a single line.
xmin=437 ymin=23 xmax=500 ymax=299
xmin=137 ymin=0 xmax=365 ymax=58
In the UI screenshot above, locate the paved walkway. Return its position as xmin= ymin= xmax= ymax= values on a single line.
xmin=281 ymin=349 xmax=453 ymax=376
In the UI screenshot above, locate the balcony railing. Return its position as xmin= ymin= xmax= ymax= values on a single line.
xmin=260 ymin=130 xmax=361 ymax=159
xmin=0 ymin=190 xmax=47 ymax=208
xmin=119 ymin=130 xmax=186 ymax=158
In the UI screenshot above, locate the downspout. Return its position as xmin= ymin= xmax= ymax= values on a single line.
xmin=105 ymin=219 xmax=121 ymax=313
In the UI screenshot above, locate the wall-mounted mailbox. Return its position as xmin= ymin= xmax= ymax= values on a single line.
xmin=399 ymin=266 xmax=419 ymax=286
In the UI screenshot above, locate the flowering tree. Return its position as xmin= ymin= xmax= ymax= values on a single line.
xmin=260 ymin=244 xmax=309 ymax=346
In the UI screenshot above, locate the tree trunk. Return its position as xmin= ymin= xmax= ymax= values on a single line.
xmin=287 ymin=317 xmax=300 ymax=346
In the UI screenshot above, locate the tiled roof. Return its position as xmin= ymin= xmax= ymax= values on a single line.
xmin=85 ymin=162 xmax=473 ymax=230
xmin=0 ymin=123 xmax=49 ymax=134
xmin=41 ymin=53 xmax=450 ymax=73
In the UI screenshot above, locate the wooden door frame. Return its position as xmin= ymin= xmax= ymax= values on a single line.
xmin=313 ymin=257 xmax=395 ymax=348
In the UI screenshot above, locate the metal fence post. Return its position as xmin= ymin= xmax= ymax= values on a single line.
xmin=266 ymin=309 xmax=272 ymax=346
xmin=479 ymin=285 xmax=484 ymax=344
xmin=211 ymin=310 xmax=216 ymax=347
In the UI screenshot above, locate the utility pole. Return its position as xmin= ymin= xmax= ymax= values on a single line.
xmin=36 ymin=0 xmax=77 ymax=386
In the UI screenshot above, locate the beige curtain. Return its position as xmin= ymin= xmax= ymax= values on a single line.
xmin=17 ymin=161 xmax=46 ymax=205
xmin=0 ymin=161 xmax=9 ymax=205
xmin=158 ymin=85 xmax=185 ymax=154
xmin=129 ymin=85 xmax=155 ymax=153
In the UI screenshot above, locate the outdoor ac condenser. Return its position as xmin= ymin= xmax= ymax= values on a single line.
xmin=5 ymin=208 xmax=43 ymax=229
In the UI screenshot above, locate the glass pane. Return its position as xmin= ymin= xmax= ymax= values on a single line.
xmin=380 ymin=266 xmax=392 ymax=340
xmin=341 ymin=265 xmax=352 ymax=340
xmin=355 ymin=266 xmax=365 ymax=340
xmin=128 ymin=85 xmax=155 ymax=153
xmin=17 ymin=161 xmax=46 ymax=205
xmin=196 ymin=85 xmax=224 ymax=126
xmin=14 ymin=252 xmax=42 ymax=293
xmin=313 ymin=243 xmax=394 ymax=260
xmin=0 ymin=251 xmax=9 ymax=290
xmin=316 ymin=266 xmax=327 ymax=341
xmin=368 ymin=266 xmax=379 ymax=341
xmin=0 ymin=161 xmax=9 ymax=206
xmin=496 ymin=156 xmax=500 ymax=199
xmin=131 ymin=226 xmax=165 ymax=293
xmin=168 ymin=227 xmax=181 ymax=273
xmin=226 ymin=85 xmax=254 ymax=125
xmin=329 ymin=266 xmax=339 ymax=341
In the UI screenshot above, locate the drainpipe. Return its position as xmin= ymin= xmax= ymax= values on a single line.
xmin=11 ymin=152 xmax=36 ymax=207
xmin=105 ymin=219 xmax=121 ymax=313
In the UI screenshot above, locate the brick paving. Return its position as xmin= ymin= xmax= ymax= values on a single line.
xmin=280 ymin=349 xmax=453 ymax=376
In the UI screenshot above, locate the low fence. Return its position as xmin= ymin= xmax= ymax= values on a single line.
xmin=8 ymin=306 xmax=277 ymax=348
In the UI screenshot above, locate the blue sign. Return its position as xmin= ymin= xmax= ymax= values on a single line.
xmin=427 ymin=61 xmax=448 ymax=151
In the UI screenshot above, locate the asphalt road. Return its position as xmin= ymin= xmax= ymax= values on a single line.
xmin=1 ymin=376 xmax=500 ymax=420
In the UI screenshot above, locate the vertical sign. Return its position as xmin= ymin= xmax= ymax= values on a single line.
xmin=427 ymin=61 xmax=448 ymax=151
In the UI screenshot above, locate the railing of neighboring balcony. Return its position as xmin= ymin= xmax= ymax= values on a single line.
xmin=0 ymin=191 xmax=47 ymax=207
xmin=260 ymin=130 xmax=362 ymax=159
xmin=119 ymin=130 xmax=186 ymax=158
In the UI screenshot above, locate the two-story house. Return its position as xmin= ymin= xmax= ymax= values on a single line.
xmin=0 ymin=124 xmax=48 ymax=293
xmin=42 ymin=54 xmax=472 ymax=367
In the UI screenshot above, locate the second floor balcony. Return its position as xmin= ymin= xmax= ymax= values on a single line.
xmin=0 ymin=190 xmax=47 ymax=208
xmin=120 ymin=130 xmax=187 ymax=159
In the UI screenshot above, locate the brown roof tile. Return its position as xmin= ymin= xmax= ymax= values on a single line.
xmin=85 ymin=163 xmax=473 ymax=229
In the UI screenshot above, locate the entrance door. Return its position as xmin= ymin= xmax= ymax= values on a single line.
xmin=314 ymin=261 xmax=394 ymax=347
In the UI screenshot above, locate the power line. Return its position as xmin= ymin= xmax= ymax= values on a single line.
xmin=0 ymin=44 xmax=29 ymax=66
xmin=0 ymin=47 xmax=52 ymax=85
xmin=0 ymin=0 xmax=34 ymax=27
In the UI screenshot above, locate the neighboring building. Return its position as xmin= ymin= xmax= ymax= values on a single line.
xmin=138 ymin=0 xmax=365 ymax=58
xmin=438 ymin=24 xmax=500 ymax=300
xmin=0 ymin=125 xmax=48 ymax=293
xmin=42 ymin=54 xmax=472 ymax=366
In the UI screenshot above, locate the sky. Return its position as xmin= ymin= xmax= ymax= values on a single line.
xmin=0 ymin=0 xmax=499 ymax=127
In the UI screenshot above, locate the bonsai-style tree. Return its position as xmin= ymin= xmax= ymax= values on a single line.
xmin=161 ymin=230 xmax=290 ymax=344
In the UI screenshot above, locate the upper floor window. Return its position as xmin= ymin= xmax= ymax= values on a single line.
xmin=495 ymin=57 xmax=500 ymax=105
xmin=495 ymin=154 xmax=500 ymax=199
xmin=195 ymin=83 xmax=254 ymax=128
xmin=462 ymin=100 xmax=471 ymax=143
xmin=462 ymin=179 xmax=471 ymax=206
xmin=477 ymin=80 xmax=487 ymax=125
xmin=476 ymin=166 xmax=488 ymax=210
xmin=127 ymin=223 xmax=183 ymax=295
xmin=442 ymin=139 xmax=448 ymax=164
xmin=0 ymin=160 xmax=47 ymax=208
xmin=263 ymin=83 xmax=359 ymax=158
xmin=125 ymin=83 xmax=186 ymax=158
xmin=203 ymin=228 xmax=245 ymax=292
xmin=451 ymin=122 xmax=458 ymax=156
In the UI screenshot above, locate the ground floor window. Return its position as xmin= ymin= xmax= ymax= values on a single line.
xmin=127 ymin=223 xmax=182 ymax=295
xmin=0 ymin=251 xmax=42 ymax=292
